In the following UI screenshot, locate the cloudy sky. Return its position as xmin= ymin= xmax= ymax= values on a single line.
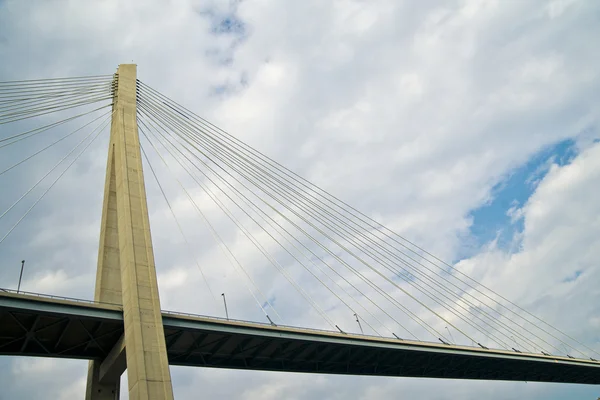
xmin=1 ymin=0 xmax=599 ymax=399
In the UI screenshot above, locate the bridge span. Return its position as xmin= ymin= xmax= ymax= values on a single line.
xmin=1 ymin=289 xmax=599 ymax=384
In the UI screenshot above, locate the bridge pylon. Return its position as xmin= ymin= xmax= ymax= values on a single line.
xmin=85 ymin=64 xmax=174 ymax=400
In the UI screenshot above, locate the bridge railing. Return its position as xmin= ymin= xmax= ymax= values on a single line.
xmin=0 ymin=287 xmax=122 ymax=307
xmin=161 ymin=308 xmax=395 ymax=342
xmin=1 ymin=287 xmax=399 ymax=342
xmin=1 ymin=287 xmax=471 ymax=347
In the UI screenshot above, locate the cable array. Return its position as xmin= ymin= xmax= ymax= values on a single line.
xmin=0 ymin=75 xmax=114 ymax=124
xmin=0 ymin=74 xmax=114 ymax=255
xmin=0 ymin=71 xmax=595 ymax=361
xmin=134 ymin=79 xmax=598 ymax=360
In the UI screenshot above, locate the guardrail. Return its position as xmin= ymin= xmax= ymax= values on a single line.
xmin=0 ymin=287 xmax=398 ymax=343
xmin=0 ymin=287 xmax=121 ymax=307
xmin=160 ymin=309 xmax=387 ymax=341
xmin=1 ymin=287 xmax=548 ymax=355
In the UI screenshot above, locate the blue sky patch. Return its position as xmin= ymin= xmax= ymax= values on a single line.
xmin=562 ymin=269 xmax=583 ymax=283
xmin=198 ymin=4 xmax=246 ymax=37
xmin=263 ymin=295 xmax=277 ymax=311
xmin=195 ymin=1 xmax=248 ymax=68
xmin=212 ymin=16 xmax=246 ymax=36
xmin=209 ymin=71 xmax=248 ymax=97
xmin=466 ymin=138 xmax=577 ymax=255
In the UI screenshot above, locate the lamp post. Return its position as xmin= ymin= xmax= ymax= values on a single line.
xmin=17 ymin=260 xmax=25 ymax=293
xmin=221 ymin=293 xmax=229 ymax=320
xmin=354 ymin=313 xmax=364 ymax=334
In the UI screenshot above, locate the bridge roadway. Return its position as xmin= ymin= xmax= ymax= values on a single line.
xmin=1 ymin=289 xmax=599 ymax=384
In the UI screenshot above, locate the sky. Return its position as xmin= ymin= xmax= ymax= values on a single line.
xmin=1 ymin=0 xmax=600 ymax=399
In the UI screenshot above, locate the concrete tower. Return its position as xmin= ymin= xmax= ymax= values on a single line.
xmin=85 ymin=64 xmax=174 ymax=400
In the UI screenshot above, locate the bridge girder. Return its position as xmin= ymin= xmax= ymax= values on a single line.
xmin=2 ymin=291 xmax=599 ymax=385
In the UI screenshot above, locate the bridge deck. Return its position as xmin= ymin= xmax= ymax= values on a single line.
xmin=1 ymin=290 xmax=599 ymax=384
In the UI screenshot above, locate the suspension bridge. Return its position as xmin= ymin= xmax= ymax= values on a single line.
xmin=0 ymin=64 xmax=598 ymax=399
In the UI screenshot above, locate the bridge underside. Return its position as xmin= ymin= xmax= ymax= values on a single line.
xmin=1 ymin=291 xmax=599 ymax=384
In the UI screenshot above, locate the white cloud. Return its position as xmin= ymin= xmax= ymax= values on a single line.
xmin=455 ymin=141 xmax=600 ymax=343
xmin=0 ymin=0 xmax=599 ymax=399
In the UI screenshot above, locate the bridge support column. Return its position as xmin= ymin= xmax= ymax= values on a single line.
xmin=99 ymin=334 xmax=127 ymax=385
xmin=85 ymin=64 xmax=174 ymax=400
xmin=86 ymin=361 xmax=120 ymax=400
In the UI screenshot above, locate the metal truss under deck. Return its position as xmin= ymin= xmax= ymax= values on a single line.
xmin=1 ymin=291 xmax=599 ymax=384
